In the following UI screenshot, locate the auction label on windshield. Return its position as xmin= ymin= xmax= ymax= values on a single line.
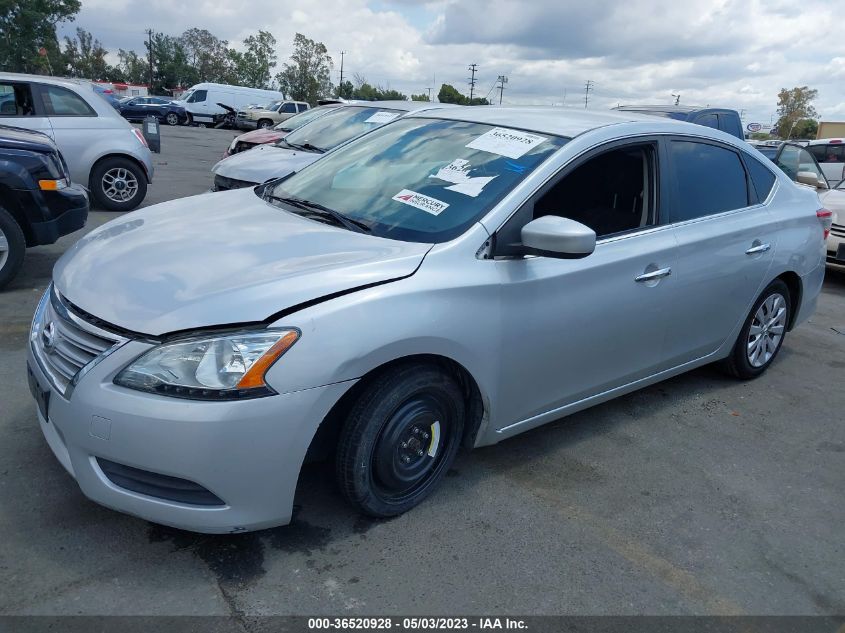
xmin=392 ymin=189 xmax=449 ymax=216
xmin=365 ymin=111 xmax=400 ymax=124
xmin=466 ymin=127 xmax=547 ymax=159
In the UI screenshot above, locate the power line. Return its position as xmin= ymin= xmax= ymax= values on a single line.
xmin=468 ymin=63 xmax=478 ymax=101
xmin=584 ymin=79 xmax=594 ymax=109
xmin=497 ymin=75 xmax=508 ymax=105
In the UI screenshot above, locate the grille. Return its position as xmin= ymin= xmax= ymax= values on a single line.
xmin=97 ymin=458 xmax=225 ymax=506
xmin=213 ymin=173 xmax=256 ymax=191
xmin=31 ymin=287 xmax=124 ymax=396
xmin=830 ymin=222 xmax=845 ymax=238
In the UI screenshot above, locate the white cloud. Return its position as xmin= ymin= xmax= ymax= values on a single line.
xmin=60 ymin=0 xmax=845 ymax=125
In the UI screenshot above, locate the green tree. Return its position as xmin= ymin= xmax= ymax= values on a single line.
xmin=791 ymin=118 xmax=818 ymax=139
xmin=232 ymin=30 xmax=277 ymax=88
xmin=0 ymin=0 xmax=80 ymax=74
xmin=337 ymin=79 xmax=353 ymax=99
xmin=275 ymin=33 xmax=333 ymax=103
xmin=180 ymin=28 xmax=233 ymax=83
xmin=411 ymin=93 xmax=430 ymax=102
xmin=775 ymin=86 xmax=818 ymax=139
xmin=115 ymin=49 xmax=149 ymax=85
xmin=146 ymin=33 xmax=196 ymax=94
xmin=437 ymin=83 xmax=466 ymax=104
xmin=62 ymin=27 xmax=113 ymax=80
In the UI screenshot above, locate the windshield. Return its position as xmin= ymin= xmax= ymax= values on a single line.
xmin=278 ymin=105 xmax=404 ymax=152
xmin=266 ymin=101 xmax=282 ymax=111
xmin=267 ymin=117 xmax=567 ymax=243
xmin=274 ymin=106 xmax=336 ymax=131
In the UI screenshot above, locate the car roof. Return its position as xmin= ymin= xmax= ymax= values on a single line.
xmin=341 ymin=100 xmax=452 ymax=113
xmin=614 ymin=104 xmax=727 ymax=113
xmin=0 ymin=72 xmax=89 ymax=92
xmin=412 ymin=105 xmax=682 ymax=138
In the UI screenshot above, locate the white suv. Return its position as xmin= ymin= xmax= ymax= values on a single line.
xmin=806 ymin=139 xmax=845 ymax=187
xmin=0 ymin=73 xmax=154 ymax=211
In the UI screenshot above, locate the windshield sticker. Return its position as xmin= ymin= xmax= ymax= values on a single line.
xmin=392 ymin=189 xmax=449 ymax=216
xmin=466 ymin=127 xmax=548 ymax=159
xmin=364 ymin=111 xmax=400 ymax=124
xmin=430 ymin=158 xmax=497 ymax=197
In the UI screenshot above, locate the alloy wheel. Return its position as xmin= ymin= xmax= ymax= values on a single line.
xmin=166 ymin=112 xmax=178 ymax=125
xmin=747 ymin=292 xmax=787 ymax=367
xmin=101 ymin=167 xmax=139 ymax=203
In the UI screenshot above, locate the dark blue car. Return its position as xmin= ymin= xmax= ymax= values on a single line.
xmin=613 ymin=105 xmax=745 ymax=139
xmin=117 ymin=96 xmax=188 ymax=126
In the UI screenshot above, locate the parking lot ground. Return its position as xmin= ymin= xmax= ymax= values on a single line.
xmin=1 ymin=125 xmax=844 ymax=617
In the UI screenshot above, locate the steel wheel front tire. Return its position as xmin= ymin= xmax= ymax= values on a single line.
xmin=336 ymin=364 xmax=465 ymax=518
xmin=723 ymin=279 xmax=791 ymax=379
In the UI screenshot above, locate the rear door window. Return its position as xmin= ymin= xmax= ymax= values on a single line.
xmin=297 ymin=103 xmax=308 ymax=112
xmin=693 ymin=113 xmax=719 ymax=130
xmin=39 ymin=85 xmax=96 ymax=116
xmin=280 ymin=102 xmax=298 ymax=113
xmin=814 ymin=145 xmax=844 ymax=163
xmin=668 ymin=140 xmax=749 ymax=222
xmin=0 ymin=82 xmax=38 ymax=117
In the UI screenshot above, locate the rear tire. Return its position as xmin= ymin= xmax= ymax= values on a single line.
xmin=165 ymin=112 xmax=179 ymax=126
xmin=721 ymin=279 xmax=791 ymax=379
xmin=0 ymin=206 xmax=26 ymax=290
xmin=336 ymin=364 xmax=465 ymax=518
xmin=90 ymin=157 xmax=147 ymax=212
xmin=257 ymin=119 xmax=273 ymax=129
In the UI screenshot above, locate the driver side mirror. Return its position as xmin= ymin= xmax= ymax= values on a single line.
xmin=520 ymin=216 xmax=596 ymax=259
xmin=797 ymin=171 xmax=828 ymax=189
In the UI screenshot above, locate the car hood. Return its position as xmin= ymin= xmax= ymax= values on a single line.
xmin=53 ymin=188 xmax=431 ymax=336
xmin=212 ymin=144 xmax=321 ymax=184
xmin=237 ymin=129 xmax=287 ymax=144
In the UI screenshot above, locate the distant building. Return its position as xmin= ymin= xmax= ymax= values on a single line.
xmin=817 ymin=121 xmax=845 ymax=140
xmin=92 ymin=80 xmax=149 ymax=98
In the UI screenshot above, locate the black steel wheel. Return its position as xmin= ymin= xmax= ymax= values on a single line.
xmin=336 ymin=364 xmax=465 ymax=517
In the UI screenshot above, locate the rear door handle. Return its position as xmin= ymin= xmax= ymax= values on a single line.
xmin=635 ymin=267 xmax=672 ymax=282
xmin=745 ymin=242 xmax=771 ymax=255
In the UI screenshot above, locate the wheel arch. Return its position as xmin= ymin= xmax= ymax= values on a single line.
xmin=89 ymin=152 xmax=152 ymax=186
xmin=0 ymin=185 xmax=35 ymax=245
xmin=775 ymin=271 xmax=802 ymax=330
xmin=303 ymin=353 xmax=487 ymax=464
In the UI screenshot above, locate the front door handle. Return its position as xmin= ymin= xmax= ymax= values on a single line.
xmin=635 ymin=267 xmax=672 ymax=282
xmin=745 ymin=242 xmax=771 ymax=255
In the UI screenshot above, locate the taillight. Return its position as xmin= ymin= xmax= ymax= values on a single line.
xmin=817 ymin=208 xmax=832 ymax=240
xmin=131 ymin=128 xmax=148 ymax=148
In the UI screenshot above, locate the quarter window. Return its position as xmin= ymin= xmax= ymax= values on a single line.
xmin=744 ymin=154 xmax=776 ymax=201
xmin=40 ymin=85 xmax=96 ymax=116
xmin=532 ymin=144 xmax=656 ymax=237
xmin=297 ymin=103 xmax=308 ymax=112
xmin=0 ymin=82 xmax=37 ymax=116
xmin=808 ymin=144 xmax=844 ymax=163
xmin=693 ymin=114 xmax=719 ymax=130
xmin=669 ymin=141 xmax=748 ymax=222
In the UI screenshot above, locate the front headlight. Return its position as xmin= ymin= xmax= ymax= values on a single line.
xmin=114 ymin=329 xmax=299 ymax=399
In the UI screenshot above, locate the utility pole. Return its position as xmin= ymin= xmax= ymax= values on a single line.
xmin=584 ymin=80 xmax=594 ymax=109
xmin=338 ymin=51 xmax=346 ymax=89
xmin=146 ymin=29 xmax=154 ymax=93
xmin=672 ymin=93 xmax=680 ymax=105
xmin=497 ymin=75 xmax=508 ymax=105
xmin=426 ymin=86 xmax=432 ymax=101
xmin=468 ymin=63 xmax=478 ymax=102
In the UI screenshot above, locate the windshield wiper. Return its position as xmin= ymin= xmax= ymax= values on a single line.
xmin=263 ymin=193 xmax=370 ymax=233
xmin=283 ymin=141 xmax=326 ymax=154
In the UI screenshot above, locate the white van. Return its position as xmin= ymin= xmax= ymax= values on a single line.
xmin=806 ymin=138 xmax=845 ymax=186
xmin=175 ymin=83 xmax=285 ymax=127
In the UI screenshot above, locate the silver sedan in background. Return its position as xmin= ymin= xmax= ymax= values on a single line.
xmin=28 ymin=107 xmax=827 ymax=533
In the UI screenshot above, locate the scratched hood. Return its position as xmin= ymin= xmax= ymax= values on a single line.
xmin=53 ymin=187 xmax=430 ymax=336
xmin=212 ymin=143 xmax=321 ymax=185
xmin=236 ymin=128 xmax=287 ymax=144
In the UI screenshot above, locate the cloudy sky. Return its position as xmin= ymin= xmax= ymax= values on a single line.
xmin=60 ymin=0 xmax=845 ymax=126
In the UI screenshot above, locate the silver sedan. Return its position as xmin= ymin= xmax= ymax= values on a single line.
xmin=28 ymin=107 xmax=827 ymax=532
